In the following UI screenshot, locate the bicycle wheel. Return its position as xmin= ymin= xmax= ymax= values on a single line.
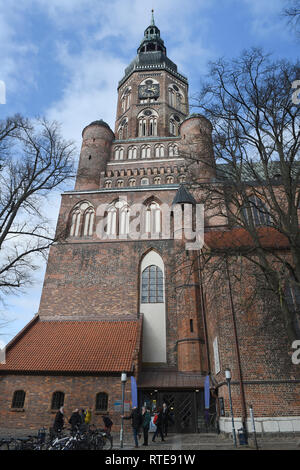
xmin=102 ymin=435 xmax=113 ymax=450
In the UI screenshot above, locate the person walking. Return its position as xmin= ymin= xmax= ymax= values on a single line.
xmin=141 ymin=406 xmax=151 ymax=446
xmin=53 ymin=406 xmax=65 ymax=434
xmin=102 ymin=414 xmax=113 ymax=435
xmin=122 ymin=406 xmax=143 ymax=448
xmin=152 ymin=407 xmax=165 ymax=443
xmin=162 ymin=402 xmax=170 ymax=437
xmin=69 ymin=408 xmax=82 ymax=433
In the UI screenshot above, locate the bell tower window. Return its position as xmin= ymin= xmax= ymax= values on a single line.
xmin=138 ymin=109 xmax=158 ymax=137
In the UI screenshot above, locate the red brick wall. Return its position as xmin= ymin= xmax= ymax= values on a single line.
xmin=0 ymin=374 xmax=134 ymax=432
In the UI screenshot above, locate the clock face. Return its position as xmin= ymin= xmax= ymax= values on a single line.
xmin=138 ymin=83 xmax=160 ymax=99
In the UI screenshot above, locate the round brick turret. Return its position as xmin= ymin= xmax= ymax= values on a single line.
xmin=179 ymin=114 xmax=216 ymax=182
xmin=75 ymin=120 xmax=114 ymax=190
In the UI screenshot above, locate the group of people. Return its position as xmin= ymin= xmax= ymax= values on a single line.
xmin=122 ymin=402 xmax=172 ymax=448
xmin=53 ymin=406 xmax=113 ymax=435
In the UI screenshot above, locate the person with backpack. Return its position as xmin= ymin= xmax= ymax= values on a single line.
xmin=152 ymin=407 xmax=165 ymax=443
xmin=102 ymin=413 xmax=113 ymax=435
xmin=122 ymin=406 xmax=143 ymax=448
xmin=141 ymin=406 xmax=151 ymax=446
xmin=68 ymin=408 xmax=82 ymax=433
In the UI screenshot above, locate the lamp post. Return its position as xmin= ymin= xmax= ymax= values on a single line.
xmin=120 ymin=372 xmax=127 ymax=449
xmin=225 ymin=368 xmax=237 ymax=447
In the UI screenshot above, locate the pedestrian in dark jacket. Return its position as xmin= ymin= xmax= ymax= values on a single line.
xmin=152 ymin=407 xmax=165 ymax=442
xmin=162 ymin=402 xmax=170 ymax=437
xmin=53 ymin=406 xmax=64 ymax=434
xmin=102 ymin=414 xmax=113 ymax=435
xmin=141 ymin=406 xmax=151 ymax=446
xmin=122 ymin=406 xmax=142 ymax=448
xmin=69 ymin=408 xmax=82 ymax=433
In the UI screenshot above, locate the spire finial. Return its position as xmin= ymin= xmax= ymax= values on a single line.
xmin=151 ymin=9 xmax=155 ymax=26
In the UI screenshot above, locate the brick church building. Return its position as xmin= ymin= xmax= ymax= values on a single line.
xmin=0 ymin=14 xmax=299 ymax=435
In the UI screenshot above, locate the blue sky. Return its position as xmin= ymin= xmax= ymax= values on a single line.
xmin=0 ymin=0 xmax=299 ymax=346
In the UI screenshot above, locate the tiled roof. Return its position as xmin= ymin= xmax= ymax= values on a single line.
xmin=138 ymin=370 xmax=206 ymax=389
xmin=0 ymin=317 xmax=141 ymax=374
xmin=204 ymin=227 xmax=289 ymax=250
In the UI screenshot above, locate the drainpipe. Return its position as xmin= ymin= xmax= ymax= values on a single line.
xmin=225 ymin=257 xmax=248 ymax=435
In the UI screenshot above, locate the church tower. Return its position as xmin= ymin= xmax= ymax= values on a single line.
xmin=0 ymin=12 xmax=216 ymax=434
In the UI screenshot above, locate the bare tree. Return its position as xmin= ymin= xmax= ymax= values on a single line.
xmin=186 ymin=49 xmax=300 ymax=340
xmin=0 ymin=115 xmax=76 ymax=299
xmin=283 ymin=0 xmax=300 ymax=37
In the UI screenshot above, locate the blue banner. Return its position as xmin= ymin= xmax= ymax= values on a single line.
xmin=131 ymin=376 xmax=138 ymax=408
xmin=204 ymin=375 xmax=210 ymax=409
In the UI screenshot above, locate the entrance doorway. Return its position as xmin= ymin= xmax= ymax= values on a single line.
xmin=139 ymin=389 xmax=217 ymax=433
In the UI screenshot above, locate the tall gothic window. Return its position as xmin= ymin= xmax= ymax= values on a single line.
xmin=114 ymin=146 xmax=124 ymax=160
xmin=141 ymin=265 xmax=164 ymax=303
xmin=69 ymin=201 xmax=95 ymax=237
xmin=145 ymin=201 xmax=161 ymax=233
xmin=121 ymin=87 xmax=131 ymax=112
xmin=128 ymin=146 xmax=137 ymax=159
xmin=118 ymin=117 xmax=128 ymax=140
xmin=141 ymin=145 xmax=151 ymax=159
xmin=155 ymin=144 xmax=165 ymax=158
xmin=169 ymin=114 xmax=181 ymax=136
xmin=138 ymin=109 xmax=158 ymax=137
xmin=241 ymin=196 xmax=271 ymax=226
xmin=168 ymin=84 xmax=184 ymax=112
xmin=106 ymin=200 xmax=130 ymax=236
xmin=168 ymin=143 xmax=179 ymax=156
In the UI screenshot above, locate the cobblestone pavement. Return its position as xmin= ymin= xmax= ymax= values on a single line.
xmin=114 ymin=432 xmax=300 ymax=451
xmin=0 ymin=428 xmax=299 ymax=451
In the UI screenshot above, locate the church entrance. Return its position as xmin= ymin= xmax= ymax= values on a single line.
xmin=139 ymin=389 xmax=217 ymax=433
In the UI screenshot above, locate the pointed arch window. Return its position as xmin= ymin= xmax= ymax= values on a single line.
xmin=141 ymin=145 xmax=151 ymax=159
xmin=241 ymin=195 xmax=271 ymax=226
xmin=166 ymin=175 xmax=174 ymax=184
xmin=138 ymin=109 xmax=158 ymax=137
xmin=12 ymin=390 xmax=26 ymax=409
xmin=129 ymin=178 xmax=136 ymax=187
xmin=95 ymin=392 xmax=108 ymax=412
xmin=128 ymin=146 xmax=137 ymax=159
xmin=155 ymin=144 xmax=165 ymax=158
xmin=69 ymin=201 xmax=95 ymax=237
xmin=114 ymin=146 xmax=124 ymax=160
xmin=118 ymin=118 xmax=128 ymax=140
xmin=83 ymin=207 xmax=95 ymax=236
xmin=168 ymin=143 xmax=179 ymax=156
xmin=154 ymin=176 xmax=161 ymax=185
xmin=145 ymin=201 xmax=161 ymax=233
xmin=105 ymin=180 xmax=112 ymax=188
xmin=141 ymin=265 xmax=164 ymax=303
xmin=51 ymin=391 xmax=65 ymax=411
xmin=106 ymin=200 xmax=130 ymax=236
xmin=121 ymin=87 xmax=131 ymax=112
xmin=169 ymin=114 xmax=181 ymax=136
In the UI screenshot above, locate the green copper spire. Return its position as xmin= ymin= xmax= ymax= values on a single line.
xmin=151 ymin=9 xmax=155 ymax=26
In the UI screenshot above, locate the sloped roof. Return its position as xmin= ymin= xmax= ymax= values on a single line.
xmin=172 ymin=184 xmax=197 ymax=205
xmin=0 ymin=317 xmax=141 ymax=374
